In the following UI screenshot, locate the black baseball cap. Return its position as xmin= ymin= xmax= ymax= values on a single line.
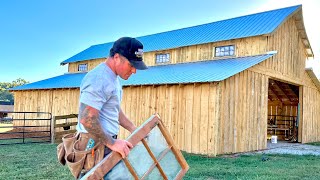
xmin=110 ymin=37 xmax=148 ymax=70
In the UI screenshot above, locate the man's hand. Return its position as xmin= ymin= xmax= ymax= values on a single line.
xmin=106 ymin=139 xmax=133 ymax=158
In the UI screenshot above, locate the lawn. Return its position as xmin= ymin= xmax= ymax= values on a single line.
xmin=1 ymin=143 xmax=320 ymax=180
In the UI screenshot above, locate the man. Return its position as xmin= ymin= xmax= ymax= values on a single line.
xmin=76 ymin=37 xmax=148 ymax=177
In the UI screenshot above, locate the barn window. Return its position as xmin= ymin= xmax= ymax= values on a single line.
xmin=214 ymin=45 xmax=235 ymax=57
xmin=78 ymin=64 xmax=88 ymax=72
xmin=155 ymin=53 xmax=170 ymax=64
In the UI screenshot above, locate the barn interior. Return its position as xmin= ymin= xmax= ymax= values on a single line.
xmin=267 ymin=79 xmax=299 ymax=142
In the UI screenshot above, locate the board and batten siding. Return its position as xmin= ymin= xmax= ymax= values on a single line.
xmin=13 ymin=89 xmax=79 ymax=129
xmin=301 ymin=72 xmax=320 ymax=143
xmin=119 ymin=69 xmax=268 ymax=155
xmin=261 ymin=15 xmax=306 ymax=82
xmin=216 ymin=70 xmax=268 ymax=154
xmin=68 ymin=58 xmax=105 ymax=73
xmin=67 ymin=36 xmax=268 ymax=73
xmin=253 ymin=14 xmax=320 ymax=144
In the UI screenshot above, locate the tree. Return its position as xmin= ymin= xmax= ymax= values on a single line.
xmin=0 ymin=78 xmax=29 ymax=104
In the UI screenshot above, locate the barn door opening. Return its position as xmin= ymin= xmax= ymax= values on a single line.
xmin=267 ymin=79 xmax=299 ymax=143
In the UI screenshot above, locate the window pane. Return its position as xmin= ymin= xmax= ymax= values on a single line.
xmin=156 ymin=53 xmax=170 ymax=64
xmin=104 ymin=160 xmax=133 ymax=179
xmin=159 ymin=150 xmax=182 ymax=179
xmin=146 ymin=167 xmax=162 ymax=180
xmin=214 ymin=45 xmax=235 ymax=57
xmin=78 ymin=64 xmax=87 ymax=71
xmin=127 ymin=142 xmax=154 ymax=178
xmin=147 ymin=126 xmax=169 ymax=158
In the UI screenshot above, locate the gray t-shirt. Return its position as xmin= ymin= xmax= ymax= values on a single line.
xmin=76 ymin=62 xmax=122 ymax=136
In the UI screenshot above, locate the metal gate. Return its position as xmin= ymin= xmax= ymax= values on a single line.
xmin=0 ymin=112 xmax=52 ymax=145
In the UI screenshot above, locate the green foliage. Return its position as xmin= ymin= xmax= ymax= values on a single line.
xmin=0 ymin=78 xmax=28 ymax=103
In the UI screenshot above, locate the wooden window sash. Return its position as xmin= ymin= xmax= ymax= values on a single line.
xmin=82 ymin=114 xmax=189 ymax=180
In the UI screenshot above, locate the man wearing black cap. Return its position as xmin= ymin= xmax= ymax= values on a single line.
xmin=75 ymin=37 xmax=147 ymax=178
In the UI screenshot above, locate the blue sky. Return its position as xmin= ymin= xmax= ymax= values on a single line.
xmin=1 ymin=0 xmax=319 ymax=83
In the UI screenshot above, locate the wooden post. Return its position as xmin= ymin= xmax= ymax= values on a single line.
xmin=51 ymin=116 xmax=56 ymax=144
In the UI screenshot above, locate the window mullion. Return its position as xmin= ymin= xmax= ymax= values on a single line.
xmin=140 ymin=139 xmax=169 ymax=180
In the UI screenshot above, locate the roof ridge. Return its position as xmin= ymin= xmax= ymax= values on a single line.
xmin=84 ymin=5 xmax=301 ymax=48
xmin=61 ymin=5 xmax=298 ymax=65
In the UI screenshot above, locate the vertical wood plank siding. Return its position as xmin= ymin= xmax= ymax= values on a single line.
xmin=120 ymin=83 xmax=221 ymax=156
xmin=13 ymin=89 xmax=79 ymax=130
xmin=121 ymin=71 xmax=268 ymax=155
xmin=302 ymin=75 xmax=320 ymax=143
xmin=68 ymin=36 xmax=267 ymax=73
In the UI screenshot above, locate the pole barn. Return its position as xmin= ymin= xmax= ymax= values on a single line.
xmin=11 ymin=5 xmax=320 ymax=156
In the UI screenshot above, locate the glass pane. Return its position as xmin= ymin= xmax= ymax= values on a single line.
xmin=145 ymin=167 xmax=162 ymax=180
xmin=230 ymin=45 xmax=234 ymax=50
xmin=216 ymin=52 xmax=220 ymax=56
xmin=104 ymin=160 xmax=134 ymax=179
xmin=225 ymin=51 xmax=229 ymax=56
xmin=230 ymin=50 xmax=234 ymax=55
xmin=215 ymin=48 xmax=220 ymax=53
xmin=225 ymin=46 xmax=229 ymax=51
xmin=159 ymin=150 xmax=182 ymax=180
xmin=127 ymin=142 xmax=154 ymax=178
xmin=146 ymin=126 xmax=169 ymax=158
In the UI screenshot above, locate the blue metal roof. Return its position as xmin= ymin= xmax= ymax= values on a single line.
xmin=60 ymin=5 xmax=299 ymax=65
xmin=10 ymin=73 xmax=86 ymax=91
xmin=12 ymin=52 xmax=276 ymax=91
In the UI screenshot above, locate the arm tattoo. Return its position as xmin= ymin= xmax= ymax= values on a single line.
xmin=79 ymin=103 xmax=115 ymax=145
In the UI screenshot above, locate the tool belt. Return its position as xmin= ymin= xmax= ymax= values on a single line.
xmin=57 ymin=132 xmax=105 ymax=179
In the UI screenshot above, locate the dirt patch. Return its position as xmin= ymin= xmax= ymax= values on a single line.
xmin=0 ymin=127 xmax=50 ymax=139
xmin=0 ymin=123 xmax=13 ymax=133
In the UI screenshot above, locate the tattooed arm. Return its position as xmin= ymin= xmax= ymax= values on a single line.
xmin=79 ymin=103 xmax=133 ymax=158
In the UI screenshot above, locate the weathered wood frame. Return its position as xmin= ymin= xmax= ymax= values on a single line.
xmin=82 ymin=114 xmax=189 ymax=180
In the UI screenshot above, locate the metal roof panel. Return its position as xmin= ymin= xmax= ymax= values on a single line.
xmin=61 ymin=5 xmax=298 ymax=65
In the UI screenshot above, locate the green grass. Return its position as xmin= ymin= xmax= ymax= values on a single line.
xmin=307 ymin=142 xmax=320 ymax=146
xmin=183 ymin=153 xmax=320 ymax=180
xmin=1 ymin=143 xmax=320 ymax=180
xmin=0 ymin=143 xmax=71 ymax=180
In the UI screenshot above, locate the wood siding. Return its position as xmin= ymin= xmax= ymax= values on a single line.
xmin=68 ymin=58 xmax=105 ymax=73
xmin=13 ymin=89 xmax=79 ymax=130
xmin=301 ymin=73 xmax=320 ymax=143
xmin=216 ymin=70 xmax=268 ymax=154
xmin=67 ymin=36 xmax=268 ymax=73
xmin=261 ymin=16 xmax=306 ymax=82
xmin=119 ymin=83 xmax=220 ymax=156
xmin=120 ymin=69 xmax=268 ymax=155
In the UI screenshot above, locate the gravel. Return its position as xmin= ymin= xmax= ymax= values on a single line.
xmin=245 ymin=141 xmax=320 ymax=156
